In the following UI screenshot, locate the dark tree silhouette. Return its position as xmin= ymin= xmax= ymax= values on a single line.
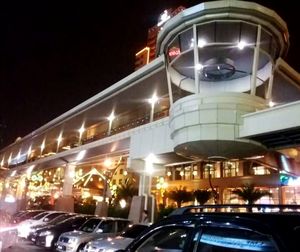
xmin=166 ymin=187 xmax=194 ymax=208
xmin=194 ymin=189 xmax=212 ymax=205
xmin=232 ymin=183 xmax=272 ymax=212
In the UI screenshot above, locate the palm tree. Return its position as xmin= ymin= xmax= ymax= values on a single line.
xmin=115 ymin=178 xmax=138 ymax=205
xmin=194 ymin=189 xmax=212 ymax=205
xmin=166 ymin=187 xmax=194 ymax=208
xmin=232 ymin=183 xmax=272 ymax=211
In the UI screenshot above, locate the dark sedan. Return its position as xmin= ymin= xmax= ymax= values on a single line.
xmin=119 ymin=205 xmax=300 ymax=252
xmin=32 ymin=215 xmax=92 ymax=249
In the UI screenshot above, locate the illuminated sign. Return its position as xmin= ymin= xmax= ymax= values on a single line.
xmin=157 ymin=10 xmax=171 ymax=27
xmin=168 ymin=47 xmax=181 ymax=57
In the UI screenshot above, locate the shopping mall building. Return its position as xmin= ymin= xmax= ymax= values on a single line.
xmin=1 ymin=0 xmax=300 ymax=221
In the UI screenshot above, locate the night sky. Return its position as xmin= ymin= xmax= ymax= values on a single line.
xmin=0 ymin=0 xmax=299 ymax=147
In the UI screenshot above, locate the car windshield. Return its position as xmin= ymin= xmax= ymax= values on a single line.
xmin=121 ymin=224 xmax=149 ymax=239
xmin=43 ymin=212 xmax=65 ymax=222
xmin=79 ymin=218 xmax=101 ymax=233
xmin=32 ymin=212 xmax=49 ymax=220
xmin=47 ymin=214 xmax=73 ymax=224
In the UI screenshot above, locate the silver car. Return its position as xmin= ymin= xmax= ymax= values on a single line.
xmin=83 ymin=223 xmax=150 ymax=252
xmin=55 ymin=217 xmax=131 ymax=252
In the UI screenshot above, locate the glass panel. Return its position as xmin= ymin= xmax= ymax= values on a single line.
xmin=136 ymin=227 xmax=191 ymax=252
xmin=240 ymin=22 xmax=257 ymax=46
xmin=197 ymin=22 xmax=215 ymax=44
xmin=179 ymin=28 xmax=193 ymax=52
xmin=216 ymin=21 xmax=240 ymax=43
xmin=260 ymin=30 xmax=272 ymax=55
xmin=168 ymin=37 xmax=181 ymax=63
xmin=196 ymin=227 xmax=277 ymax=251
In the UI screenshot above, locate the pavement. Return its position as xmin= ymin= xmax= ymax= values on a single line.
xmin=3 ymin=239 xmax=52 ymax=252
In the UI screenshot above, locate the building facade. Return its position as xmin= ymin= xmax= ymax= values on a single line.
xmin=1 ymin=1 xmax=300 ymax=219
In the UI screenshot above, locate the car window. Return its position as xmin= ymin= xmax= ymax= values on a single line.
xmin=117 ymin=220 xmax=130 ymax=232
xmin=194 ymin=227 xmax=278 ymax=252
xmin=135 ymin=227 xmax=191 ymax=252
xmin=32 ymin=211 xmax=49 ymax=220
xmin=122 ymin=224 xmax=149 ymax=238
xmin=43 ymin=213 xmax=66 ymax=222
xmin=99 ymin=220 xmax=115 ymax=233
xmin=79 ymin=218 xmax=101 ymax=232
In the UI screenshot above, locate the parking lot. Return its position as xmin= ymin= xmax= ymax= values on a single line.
xmin=3 ymin=239 xmax=48 ymax=252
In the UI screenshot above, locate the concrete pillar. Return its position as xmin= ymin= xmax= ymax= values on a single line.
xmin=55 ymin=163 xmax=75 ymax=212
xmin=95 ymin=201 xmax=108 ymax=217
xmin=128 ymin=195 xmax=145 ymax=224
xmin=278 ymin=186 xmax=285 ymax=204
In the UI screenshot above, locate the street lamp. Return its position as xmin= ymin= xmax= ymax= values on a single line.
xmin=148 ymin=93 xmax=158 ymax=123
xmin=107 ymin=111 xmax=115 ymax=136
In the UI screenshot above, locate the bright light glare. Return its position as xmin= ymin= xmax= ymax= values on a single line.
xmin=107 ymin=112 xmax=115 ymax=122
xmin=145 ymin=153 xmax=158 ymax=174
xmin=78 ymin=124 xmax=85 ymax=135
xmin=237 ymin=41 xmax=246 ymax=50
xmin=104 ymin=158 xmax=112 ymax=168
xmin=4 ymin=195 xmax=15 ymax=203
xmin=26 ymin=165 xmax=35 ymax=178
xmin=57 ymin=133 xmax=63 ymax=145
xmin=198 ymin=39 xmax=206 ymax=48
xmin=41 ymin=140 xmax=45 ymax=151
xmin=269 ymin=101 xmax=275 ymax=107
xmin=76 ymin=150 xmax=86 ymax=161
xmin=120 ymin=199 xmax=126 ymax=208
xmin=195 ymin=63 xmax=203 ymax=71
xmin=10 ymin=170 xmax=16 ymax=177
xmin=148 ymin=93 xmax=158 ymax=105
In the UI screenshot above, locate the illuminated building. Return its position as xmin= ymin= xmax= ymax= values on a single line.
xmin=1 ymin=1 xmax=300 ymax=220
xmin=135 ymin=6 xmax=185 ymax=70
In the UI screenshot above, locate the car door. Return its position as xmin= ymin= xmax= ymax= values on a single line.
xmin=128 ymin=225 xmax=194 ymax=252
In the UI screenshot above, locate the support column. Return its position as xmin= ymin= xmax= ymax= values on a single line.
xmin=250 ymin=25 xmax=261 ymax=95
xmin=55 ymin=163 xmax=75 ymax=212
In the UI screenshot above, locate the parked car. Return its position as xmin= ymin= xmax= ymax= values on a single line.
xmin=0 ymin=210 xmax=18 ymax=249
xmin=83 ymin=223 xmax=150 ymax=252
xmin=28 ymin=212 xmax=76 ymax=241
xmin=55 ymin=217 xmax=132 ymax=252
xmin=118 ymin=205 xmax=300 ymax=252
xmin=18 ymin=211 xmax=67 ymax=238
xmin=13 ymin=209 xmax=45 ymax=223
xmin=32 ymin=214 xmax=93 ymax=249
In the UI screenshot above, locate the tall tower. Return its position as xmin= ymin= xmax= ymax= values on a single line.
xmin=135 ymin=6 xmax=185 ymax=70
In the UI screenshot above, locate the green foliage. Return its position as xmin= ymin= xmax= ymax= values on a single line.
xmin=194 ymin=189 xmax=212 ymax=205
xmin=115 ymin=179 xmax=138 ymax=206
xmin=108 ymin=205 xmax=130 ymax=219
xmin=232 ymin=183 xmax=272 ymax=205
xmin=166 ymin=187 xmax=194 ymax=208
xmin=74 ymin=196 xmax=96 ymax=214
xmin=27 ymin=195 xmax=54 ymax=210
xmin=156 ymin=204 xmax=175 ymax=221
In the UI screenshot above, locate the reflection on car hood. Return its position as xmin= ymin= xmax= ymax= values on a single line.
xmin=62 ymin=230 xmax=89 ymax=238
xmin=89 ymin=236 xmax=133 ymax=250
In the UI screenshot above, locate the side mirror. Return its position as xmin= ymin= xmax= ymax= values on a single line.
xmin=96 ymin=228 xmax=103 ymax=233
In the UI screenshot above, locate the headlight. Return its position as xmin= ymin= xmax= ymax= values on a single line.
xmin=39 ymin=230 xmax=52 ymax=236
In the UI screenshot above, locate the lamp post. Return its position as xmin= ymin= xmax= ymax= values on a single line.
xmin=148 ymin=93 xmax=158 ymax=123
